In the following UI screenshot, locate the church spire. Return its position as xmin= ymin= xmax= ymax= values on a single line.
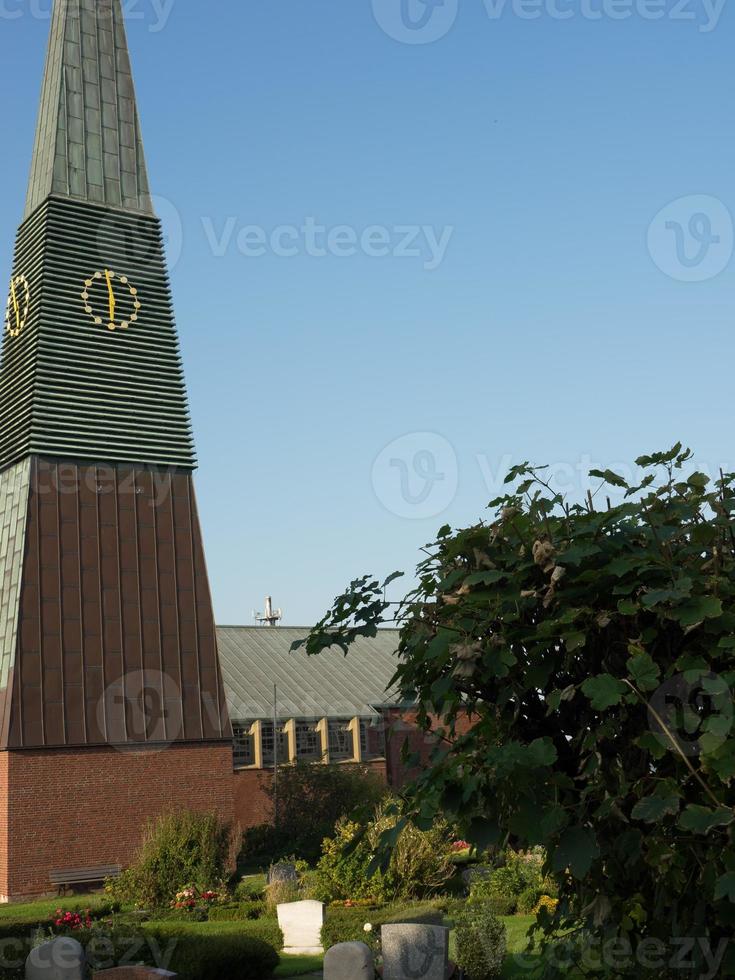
xmin=25 ymin=0 xmax=152 ymax=219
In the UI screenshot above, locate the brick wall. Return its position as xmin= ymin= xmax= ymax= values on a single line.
xmin=232 ymin=760 xmax=388 ymax=831
xmin=383 ymin=708 xmax=475 ymax=788
xmin=0 ymin=752 xmax=7 ymax=899
xmin=3 ymin=741 xmax=233 ymax=901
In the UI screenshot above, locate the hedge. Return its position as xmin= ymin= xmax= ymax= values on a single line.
xmin=142 ymin=926 xmax=279 ymax=980
xmin=321 ymin=900 xmax=455 ymax=949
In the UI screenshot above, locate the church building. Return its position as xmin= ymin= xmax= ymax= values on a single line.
xmin=0 ymin=0 xmax=418 ymax=902
xmin=0 ymin=0 xmax=235 ymax=901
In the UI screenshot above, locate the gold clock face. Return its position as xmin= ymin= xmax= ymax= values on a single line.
xmin=82 ymin=269 xmax=141 ymax=332
xmin=5 ymin=274 xmax=30 ymax=338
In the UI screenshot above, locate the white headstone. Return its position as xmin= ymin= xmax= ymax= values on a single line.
xmin=25 ymin=937 xmax=85 ymax=980
xmin=381 ymin=924 xmax=450 ymax=980
xmin=324 ymin=941 xmax=374 ymax=980
xmin=277 ymin=899 xmax=325 ymax=954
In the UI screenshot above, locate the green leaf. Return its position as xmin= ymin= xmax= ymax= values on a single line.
xmin=557 ymin=544 xmax=602 ymax=566
xmin=464 ymin=570 xmax=507 ymax=586
xmin=715 ymin=872 xmax=735 ymax=902
xmin=678 ymin=805 xmax=734 ymax=835
xmin=527 ymin=737 xmax=558 ymax=767
xmin=627 ymin=651 xmax=661 ymax=692
xmin=631 ymin=795 xmax=680 ymax=823
xmin=617 ymin=599 xmax=637 ymax=616
xmin=466 ymin=817 xmax=501 ymax=850
xmin=673 ymin=596 xmax=723 ymax=627
xmin=553 ymin=827 xmax=600 ymax=879
xmin=581 ymin=674 xmax=628 ymax=711
xmin=589 ymin=468 xmax=628 ymax=489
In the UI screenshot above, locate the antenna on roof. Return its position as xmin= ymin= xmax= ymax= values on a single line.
xmin=254 ymin=596 xmax=283 ymax=627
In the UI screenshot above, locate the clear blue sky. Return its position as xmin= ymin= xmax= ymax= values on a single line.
xmin=0 ymin=0 xmax=733 ymax=625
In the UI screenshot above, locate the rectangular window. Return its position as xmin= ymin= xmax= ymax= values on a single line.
xmin=233 ymin=724 xmax=255 ymax=768
xmin=328 ymin=719 xmax=354 ymax=761
xmin=360 ymin=719 xmax=385 ymax=760
xmin=295 ymin=720 xmax=322 ymax=761
xmin=261 ymin=721 xmax=289 ymax=767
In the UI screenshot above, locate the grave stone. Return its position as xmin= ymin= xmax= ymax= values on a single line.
xmin=268 ymin=862 xmax=298 ymax=884
xmin=381 ymin=924 xmax=450 ymax=980
xmin=277 ymin=899 xmax=325 ymax=954
xmin=93 ymin=971 xmax=177 ymax=979
xmin=25 ymin=937 xmax=85 ymax=980
xmin=461 ymin=866 xmax=492 ymax=890
xmin=323 ymin=941 xmax=374 ymax=980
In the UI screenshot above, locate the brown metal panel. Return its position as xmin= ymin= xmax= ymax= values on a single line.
xmin=5 ymin=459 xmax=231 ymax=748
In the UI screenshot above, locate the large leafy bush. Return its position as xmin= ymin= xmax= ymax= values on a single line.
xmin=469 ymin=849 xmax=556 ymax=916
xmin=454 ymin=902 xmax=507 ymax=979
xmin=107 ymin=811 xmax=235 ymax=909
xmin=311 ymin=798 xmax=454 ymax=903
xmin=300 ymin=446 xmax=735 ymax=977
xmin=240 ymin=762 xmax=385 ymax=865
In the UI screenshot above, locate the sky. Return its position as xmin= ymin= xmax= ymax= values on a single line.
xmin=0 ymin=0 xmax=733 ymax=626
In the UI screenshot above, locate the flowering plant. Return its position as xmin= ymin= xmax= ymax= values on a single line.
xmin=451 ymin=840 xmax=471 ymax=852
xmin=170 ymin=884 xmax=221 ymax=911
xmin=51 ymin=909 xmax=93 ymax=932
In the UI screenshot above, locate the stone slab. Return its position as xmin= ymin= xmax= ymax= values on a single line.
xmin=381 ymin=924 xmax=449 ymax=980
xmin=277 ymin=899 xmax=325 ymax=954
xmin=323 ymin=940 xmax=374 ymax=980
xmin=25 ymin=937 xmax=85 ymax=980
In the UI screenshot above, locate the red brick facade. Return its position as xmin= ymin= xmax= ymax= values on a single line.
xmin=383 ymin=707 xmax=475 ymax=788
xmin=0 ymin=742 xmax=233 ymax=901
xmin=232 ymin=760 xmax=388 ymax=830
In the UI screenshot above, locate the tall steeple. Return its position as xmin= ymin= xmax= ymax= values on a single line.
xmin=25 ymin=0 xmax=152 ymax=218
xmin=0 ymin=0 xmax=230 ymax=765
xmin=0 ymin=0 xmax=194 ymax=471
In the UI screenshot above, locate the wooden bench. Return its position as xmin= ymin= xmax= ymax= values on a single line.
xmin=49 ymin=865 xmax=122 ymax=895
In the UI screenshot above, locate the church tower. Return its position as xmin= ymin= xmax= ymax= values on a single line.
xmin=0 ymin=0 xmax=233 ymax=900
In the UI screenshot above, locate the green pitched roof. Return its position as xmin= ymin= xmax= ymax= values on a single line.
xmin=216 ymin=627 xmax=404 ymax=722
xmin=26 ymin=0 xmax=152 ymax=219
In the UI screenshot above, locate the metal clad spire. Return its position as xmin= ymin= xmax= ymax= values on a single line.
xmin=25 ymin=0 xmax=153 ymax=219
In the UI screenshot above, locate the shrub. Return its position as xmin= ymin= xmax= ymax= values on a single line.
xmin=468 ymin=849 xmax=552 ymax=915
xmin=237 ymin=916 xmax=284 ymax=950
xmin=241 ymin=763 xmax=386 ymax=865
xmin=264 ymin=878 xmax=302 ymax=911
xmin=454 ymin=903 xmax=507 ymax=979
xmin=311 ymin=798 xmax=454 ymax=903
xmin=300 ymin=445 xmax=735 ymax=976
xmin=207 ymin=900 xmax=265 ymax=921
xmin=234 ymin=876 xmax=266 ymax=901
xmin=516 ymin=886 xmax=542 ymax=915
xmin=143 ymin=925 xmax=278 ymax=980
xmin=106 ymin=811 xmax=236 ymax=910
xmin=321 ymin=901 xmax=446 ymax=948
xmin=533 ymin=895 xmax=559 ymax=917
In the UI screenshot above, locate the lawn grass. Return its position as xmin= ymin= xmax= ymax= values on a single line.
xmin=274 ymin=953 xmax=324 ymax=977
xmin=0 ymin=892 xmax=542 ymax=979
xmin=0 ymin=893 xmax=109 ymax=922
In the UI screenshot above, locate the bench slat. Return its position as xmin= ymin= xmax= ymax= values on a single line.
xmin=49 ymin=866 xmax=121 ymax=884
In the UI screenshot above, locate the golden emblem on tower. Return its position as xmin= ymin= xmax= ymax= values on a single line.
xmin=5 ymin=274 xmax=30 ymax=338
xmin=82 ymin=270 xmax=141 ymax=331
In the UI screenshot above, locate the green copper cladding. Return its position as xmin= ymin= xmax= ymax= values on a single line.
xmin=0 ymin=0 xmax=196 ymax=471
xmin=0 ymin=197 xmax=196 ymax=470
xmin=26 ymin=0 xmax=152 ymax=218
